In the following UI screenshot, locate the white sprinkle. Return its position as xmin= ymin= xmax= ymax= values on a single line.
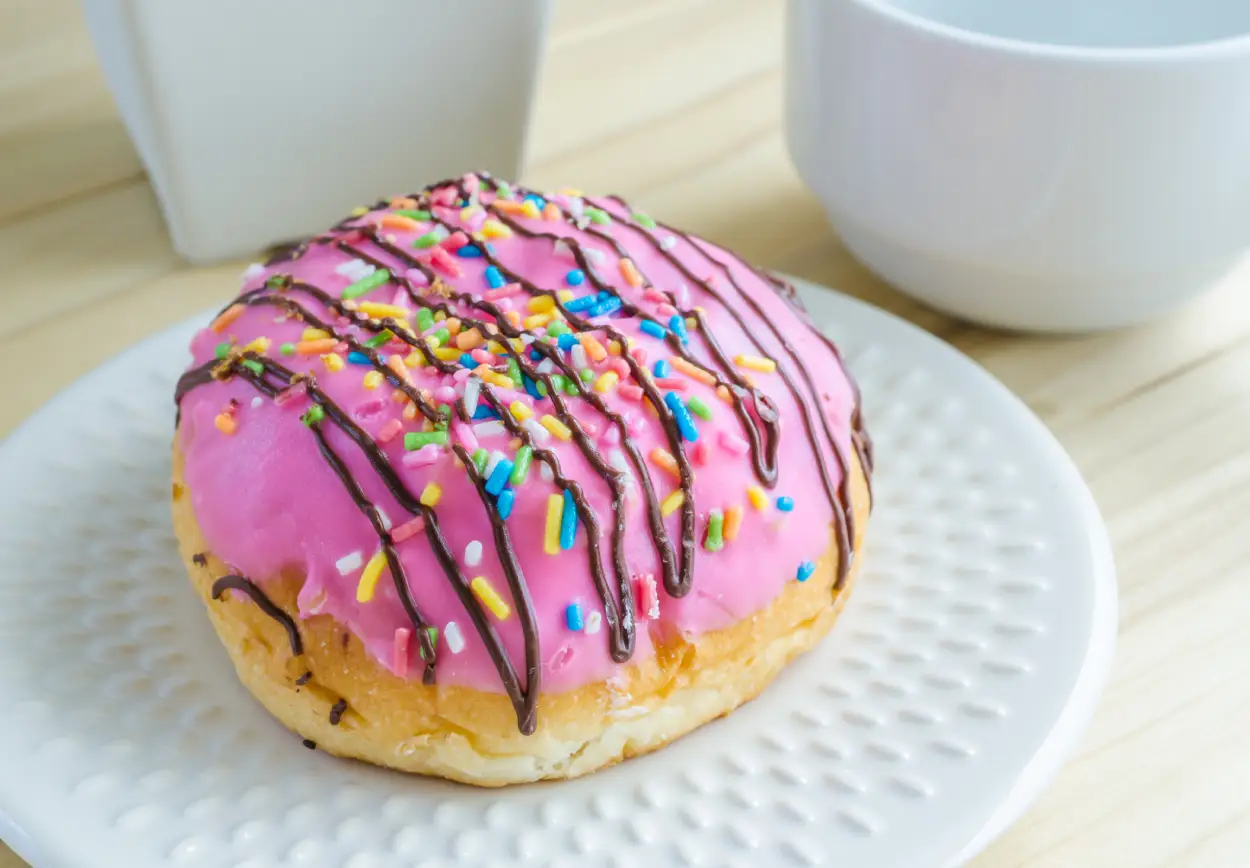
xmin=540 ymin=461 xmax=555 ymax=482
xmin=241 ymin=263 xmax=266 ymax=283
xmin=464 ymin=541 xmax=483 ymax=567
xmin=462 ymin=377 xmax=481 ymax=418
xmin=553 ymin=239 xmax=574 ymax=259
xmin=335 ymin=259 xmax=375 ymax=282
xmin=523 ymin=418 xmax=551 ymax=443
xmin=677 ymin=284 xmax=690 ymax=306
xmin=484 ymin=450 xmax=506 ymax=478
xmin=444 ymin=622 xmax=465 ymax=654
xmin=661 ymin=236 xmax=678 ymax=251
xmin=335 ymin=551 xmax=363 ymax=575
xmin=584 ymin=248 xmax=606 ymax=265
xmin=571 ymin=347 xmax=589 ymax=374
xmin=585 ymin=611 xmax=602 ymax=634
xmin=250 ymin=396 xmax=264 ymax=409
xmin=536 ymin=358 xmax=554 ymax=375
xmin=474 ymin=420 xmax=506 ymax=439
xmin=575 ymin=217 xmax=590 ymax=231
xmin=376 ymin=507 xmax=392 ymax=530
xmin=567 ymin=198 xmax=585 ymax=220
xmin=608 ymin=449 xmax=632 ymax=484
xmin=520 ymin=334 xmax=536 ymax=345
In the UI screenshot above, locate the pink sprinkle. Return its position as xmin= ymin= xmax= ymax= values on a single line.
xmin=718 ymin=430 xmax=749 ymax=454
xmin=462 ymin=173 xmax=481 ymax=197
xmin=581 ymin=420 xmax=599 ymax=438
xmin=427 ymin=246 xmax=463 ymax=278
xmin=424 ymin=366 xmax=442 ymax=379
xmin=690 ymin=439 xmax=710 ymax=465
xmin=628 ymin=414 xmax=647 ymax=435
xmin=377 ymin=418 xmax=404 ymax=444
xmin=483 ymin=283 xmax=523 ymax=301
xmin=393 ymin=628 xmax=411 ymax=678
xmin=442 ymin=230 xmax=469 ymax=252
xmin=452 ymin=368 xmax=472 ymax=382
xmin=657 ymin=303 xmax=679 ymax=318
xmin=390 ymin=288 xmax=411 ymax=307
xmin=274 ymin=381 xmax=308 ymax=407
xmin=333 ymin=341 xmax=350 ymax=354
xmin=431 ymin=186 xmax=457 ymax=207
xmin=608 ymin=358 xmax=630 ymax=377
xmin=387 ymin=338 xmax=409 ymax=353
xmin=391 ymin=516 xmax=426 ymax=543
xmin=655 ymin=378 xmax=688 ymax=391
xmin=643 ymin=288 xmax=667 ymax=304
xmin=402 ymin=445 xmax=443 ymax=467
xmin=629 ymin=346 xmax=647 ymax=364
xmin=434 ymin=386 xmax=457 ymax=403
xmin=635 ymin=574 xmax=660 ymax=620
xmin=601 ymin=423 xmax=621 ymax=445
xmin=496 ymin=298 xmax=514 ymax=311
xmin=405 ymin=268 xmax=429 ymax=287
xmin=618 ymin=383 xmax=644 ymax=401
xmin=470 ymin=348 xmax=493 ymax=365
xmin=479 ymin=189 xmax=497 ymax=206
xmin=453 ymin=420 xmax=478 ymax=452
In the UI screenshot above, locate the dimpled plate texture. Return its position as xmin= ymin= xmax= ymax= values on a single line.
xmin=0 ymin=281 xmax=1116 ymax=868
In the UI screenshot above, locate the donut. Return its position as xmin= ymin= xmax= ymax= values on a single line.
xmin=172 ymin=174 xmax=874 ymax=786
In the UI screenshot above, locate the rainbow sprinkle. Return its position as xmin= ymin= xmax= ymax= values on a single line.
xmin=471 ymin=576 xmax=511 ymax=620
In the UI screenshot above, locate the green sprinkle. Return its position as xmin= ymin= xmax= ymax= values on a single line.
xmin=404 ymin=430 xmax=449 ymax=450
xmin=241 ymin=359 xmax=264 ymax=376
xmin=413 ymin=232 xmax=441 ymax=249
xmin=265 ymin=274 xmax=287 ymax=288
xmin=432 ymin=328 xmax=450 ymax=346
xmin=280 ymin=342 xmax=296 ymax=356
xmin=472 ymin=448 xmax=489 ymax=474
xmin=510 ymin=446 xmax=533 ymax=485
xmin=301 ymin=405 xmax=325 ymax=427
xmin=419 ymin=625 xmax=439 ymax=660
xmin=536 ymin=380 xmax=548 ymax=397
xmin=394 ymin=209 xmax=431 ymax=221
xmin=704 ymin=509 xmax=725 ymax=552
xmin=565 ymin=378 xmax=578 ymax=395
xmin=364 ymin=330 xmax=393 ymax=348
xmin=415 ymin=308 xmax=435 ymax=332
xmin=686 ymin=396 xmax=713 ymax=420
xmin=586 ymin=207 xmax=611 ymax=226
xmin=506 ymin=357 xmax=523 ymax=389
xmin=633 ymin=212 xmax=657 ymax=229
xmin=214 ymin=341 xmax=232 ymax=359
xmin=496 ymin=181 xmax=514 ymax=199
xmin=342 ymin=268 xmax=390 ymax=300
xmin=546 ymin=320 xmax=570 ymax=338
xmin=579 ymin=369 xmax=594 ymax=383
xmin=438 ymin=404 xmax=452 ymax=418
xmin=549 ymin=374 xmax=567 ymax=394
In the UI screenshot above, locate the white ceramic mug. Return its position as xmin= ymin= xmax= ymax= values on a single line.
xmin=785 ymin=0 xmax=1250 ymax=331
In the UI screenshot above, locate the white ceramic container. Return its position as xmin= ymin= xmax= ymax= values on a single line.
xmin=786 ymin=0 xmax=1250 ymax=332
xmin=81 ymin=0 xmax=552 ymax=263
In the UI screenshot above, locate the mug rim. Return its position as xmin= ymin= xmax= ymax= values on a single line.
xmin=851 ymin=0 xmax=1250 ymax=62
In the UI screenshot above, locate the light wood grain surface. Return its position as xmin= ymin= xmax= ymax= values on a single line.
xmin=3 ymin=1 xmax=1248 ymax=866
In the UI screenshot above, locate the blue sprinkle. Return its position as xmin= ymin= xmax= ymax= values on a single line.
xmin=457 ymin=199 xmax=467 ymax=207
xmin=484 ymin=266 xmax=505 ymax=289
xmin=557 ymin=333 xmax=578 ymax=351
xmin=587 ymin=296 xmax=622 ymax=318
xmin=471 ymin=404 xmax=499 ymax=421
xmin=559 ymin=489 xmax=578 ymax=550
xmin=796 ymin=561 xmax=815 ymax=582
xmin=523 ymin=375 xmax=544 ymax=401
xmin=347 ymin=351 xmax=372 ymax=366
xmin=640 ymin=320 xmax=667 ymax=340
xmin=598 ymin=291 xmax=612 ymax=300
xmin=459 ymin=353 xmax=477 ymax=369
xmin=565 ymin=269 xmax=585 ymax=287
xmin=664 ymin=391 xmax=700 ymax=442
xmin=652 ymin=359 xmax=671 ymax=378
xmin=524 ymin=194 xmax=547 ymax=209
xmin=776 ymin=496 xmax=795 ymax=512
xmin=457 ymin=244 xmax=482 ymax=258
xmin=529 ymin=348 xmax=543 ymax=361
xmin=669 ymin=314 xmax=689 ymax=344
xmin=565 ymin=602 xmax=584 ymax=631
xmin=497 ymin=489 xmax=515 ymax=520
xmin=486 ymin=243 xmax=497 ymax=255
xmin=564 ymin=294 xmax=597 ymax=312
xmin=485 ymin=459 xmax=514 ymax=496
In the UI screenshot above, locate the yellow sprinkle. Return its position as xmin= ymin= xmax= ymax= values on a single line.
xmin=356 ymin=551 xmax=388 ymax=603
xmin=723 ymin=505 xmax=744 ymax=541
xmin=528 ymin=295 xmax=556 ymax=314
xmin=595 ymin=371 xmax=619 ymax=393
xmin=661 ymin=490 xmax=685 ymax=517
xmin=404 ymin=350 xmax=425 ymax=368
xmin=607 ymin=340 xmax=622 ymax=356
xmin=671 ymin=356 xmax=716 ymax=386
xmin=460 ymin=205 xmax=483 ymax=222
xmin=362 ymin=370 xmax=384 ymax=390
xmin=357 ymin=302 xmax=409 ymax=320
xmin=420 ymin=483 xmax=442 ymax=507
xmin=434 ymin=347 xmax=463 ymax=361
xmin=322 ymin=352 xmax=345 ymax=372
xmin=557 ymin=187 xmax=584 ymax=196
xmin=214 ymin=413 xmax=236 ymax=435
xmin=510 ymin=401 xmax=533 ymax=421
xmin=557 ymin=290 xmax=574 ymax=302
xmin=735 ymin=354 xmax=777 ymax=373
xmin=243 ymin=336 xmax=271 ymax=354
xmin=480 ymin=219 xmax=513 ymax=239
xmin=508 ymin=338 xmax=525 ymax=352
xmin=486 ymin=340 xmax=507 ymax=355
xmin=350 ymin=206 xmax=370 ymax=217
xmin=544 ymin=494 xmax=563 ymax=555
xmin=520 ymin=200 xmax=541 ymax=219
xmin=579 ymin=334 xmax=607 ymax=362
xmin=540 ymin=415 xmax=572 ymax=441
xmin=523 ymin=313 xmax=552 ymax=330
xmin=301 ymin=327 xmax=330 ymax=341
xmin=747 ymin=485 xmax=768 ymax=510
xmin=444 ymin=317 xmax=462 ymax=336
xmin=434 ymin=310 xmax=447 ymax=322
xmin=482 ymin=371 xmax=514 ymax=389
xmin=471 ymin=576 xmax=511 ymax=620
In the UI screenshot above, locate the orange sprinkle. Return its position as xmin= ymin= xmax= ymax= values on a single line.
xmin=716 ymin=384 xmax=734 ymax=404
xmin=455 ymin=329 xmax=483 ymax=351
xmin=444 ymin=317 xmax=462 ymax=336
xmin=579 ymin=334 xmax=607 ymax=362
xmin=377 ymin=213 xmax=422 ymax=232
xmin=723 ymin=505 xmax=744 ymax=541
xmin=296 ymin=338 xmax=338 ymax=355
xmin=671 ymin=356 xmax=716 ymax=386
xmin=619 ymin=258 xmax=643 ymax=287
xmin=607 ymin=341 xmax=622 ymax=356
xmin=386 ymin=354 xmax=411 ymax=382
xmin=504 ymin=310 xmax=523 ymax=328
xmin=402 ymin=401 xmax=417 ymax=420
xmin=492 ymin=200 xmax=526 ymax=215
xmin=389 ymin=196 xmax=417 ymax=209
xmin=542 ymin=202 xmax=561 ymax=221
xmin=214 ymin=413 xmax=237 ymax=435
xmin=650 ymin=448 xmax=680 ymax=479
xmin=211 ymin=304 xmax=244 ymax=333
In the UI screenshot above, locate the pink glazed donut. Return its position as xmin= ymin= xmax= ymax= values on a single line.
xmin=172 ymin=174 xmax=873 ymax=785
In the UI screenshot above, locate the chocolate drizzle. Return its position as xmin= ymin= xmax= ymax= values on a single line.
xmin=210 ymin=574 xmax=304 ymax=657
xmin=177 ymin=173 xmax=873 ymax=734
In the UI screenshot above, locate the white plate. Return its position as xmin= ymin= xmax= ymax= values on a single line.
xmin=0 ymin=280 xmax=1116 ymax=868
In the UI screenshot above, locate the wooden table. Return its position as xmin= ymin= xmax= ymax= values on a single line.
xmin=4 ymin=1 xmax=1249 ymax=865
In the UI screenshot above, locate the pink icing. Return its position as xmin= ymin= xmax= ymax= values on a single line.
xmin=178 ymin=178 xmax=858 ymax=697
